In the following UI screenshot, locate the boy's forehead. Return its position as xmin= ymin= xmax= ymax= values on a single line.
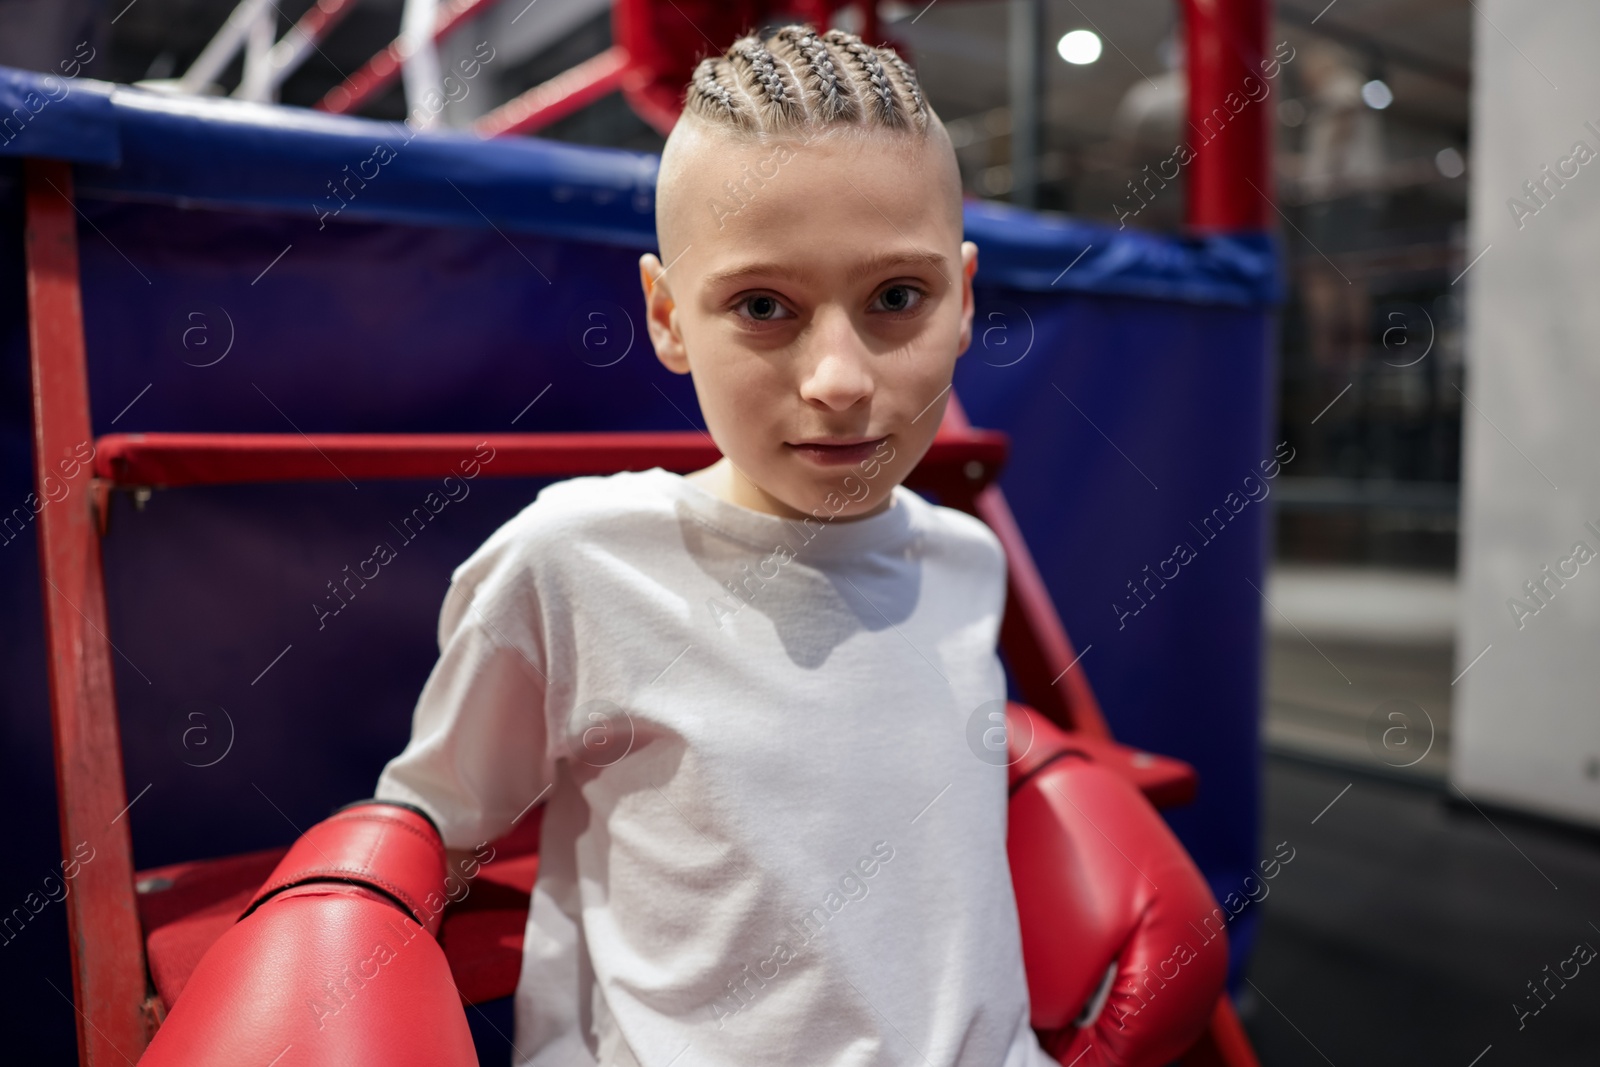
xmin=654 ymin=119 xmax=963 ymax=281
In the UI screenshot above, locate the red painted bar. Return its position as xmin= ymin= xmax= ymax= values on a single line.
xmin=477 ymin=46 xmax=636 ymax=138
xmin=91 ymin=429 xmax=1009 ymax=492
xmin=25 ymin=159 xmax=153 ymax=1062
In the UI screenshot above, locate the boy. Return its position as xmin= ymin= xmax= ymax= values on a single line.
xmin=375 ymin=23 xmax=1055 ymax=1067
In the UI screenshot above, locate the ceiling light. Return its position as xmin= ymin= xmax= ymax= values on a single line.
xmin=1361 ymin=79 xmax=1393 ymax=110
xmin=1057 ymin=30 xmax=1102 ymax=66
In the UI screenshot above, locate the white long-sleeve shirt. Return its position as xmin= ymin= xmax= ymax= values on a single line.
xmin=374 ymin=466 xmax=1055 ymax=1067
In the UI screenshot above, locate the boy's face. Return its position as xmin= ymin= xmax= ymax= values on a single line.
xmin=641 ymin=120 xmax=978 ymax=521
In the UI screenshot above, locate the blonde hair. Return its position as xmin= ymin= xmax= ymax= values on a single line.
xmin=684 ymin=23 xmax=930 ymax=137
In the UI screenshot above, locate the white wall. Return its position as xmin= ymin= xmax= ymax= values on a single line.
xmin=1453 ymin=0 xmax=1600 ymax=828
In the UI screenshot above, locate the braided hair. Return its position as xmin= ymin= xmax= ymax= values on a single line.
xmin=682 ymin=22 xmax=930 ymax=137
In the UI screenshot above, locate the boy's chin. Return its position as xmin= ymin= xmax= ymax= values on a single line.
xmin=775 ymin=470 xmax=902 ymax=521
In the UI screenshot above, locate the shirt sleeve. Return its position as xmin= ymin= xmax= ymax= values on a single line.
xmin=374 ymin=579 xmax=556 ymax=851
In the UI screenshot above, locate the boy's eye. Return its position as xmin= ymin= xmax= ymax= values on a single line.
xmin=731 ymin=285 xmax=925 ymax=325
xmin=736 ymin=294 xmax=793 ymax=323
xmin=873 ymin=285 xmax=924 ymax=314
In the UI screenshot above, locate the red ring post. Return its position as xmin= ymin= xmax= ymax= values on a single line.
xmin=1182 ymin=0 xmax=1273 ymax=231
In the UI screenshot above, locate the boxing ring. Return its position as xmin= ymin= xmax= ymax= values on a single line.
xmin=0 ymin=2 xmax=1278 ymax=1062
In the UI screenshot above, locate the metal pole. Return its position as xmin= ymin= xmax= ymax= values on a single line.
xmin=400 ymin=0 xmax=444 ymax=128
xmin=179 ymin=0 xmax=276 ymax=94
xmin=235 ymin=3 xmax=276 ymax=102
xmin=1009 ymin=0 xmax=1043 ymax=209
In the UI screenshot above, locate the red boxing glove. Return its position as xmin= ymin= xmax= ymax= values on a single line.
xmin=138 ymin=800 xmax=477 ymax=1067
xmin=1007 ymin=706 xmax=1227 ymax=1067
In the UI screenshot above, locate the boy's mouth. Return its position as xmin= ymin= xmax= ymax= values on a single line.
xmin=784 ymin=434 xmax=889 ymax=466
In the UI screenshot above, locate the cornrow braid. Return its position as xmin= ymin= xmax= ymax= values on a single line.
xmin=879 ymin=49 xmax=927 ymax=125
xmin=771 ymin=25 xmax=858 ymax=123
xmin=680 ymin=22 xmax=931 ymax=139
xmin=730 ymin=36 xmax=804 ymax=126
xmin=687 ymin=57 xmax=750 ymax=131
xmin=822 ymin=28 xmax=902 ymax=129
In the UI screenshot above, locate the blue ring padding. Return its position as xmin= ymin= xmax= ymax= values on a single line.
xmin=0 ymin=66 xmax=120 ymax=165
xmin=0 ymin=64 xmax=1278 ymax=306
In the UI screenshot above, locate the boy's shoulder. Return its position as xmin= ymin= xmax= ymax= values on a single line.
xmin=474 ymin=468 xmax=669 ymax=556
xmin=908 ymin=491 xmax=1006 ymax=570
xmin=448 ymin=469 xmax=671 ymax=589
xmin=522 ymin=467 xmax=672 ymax=530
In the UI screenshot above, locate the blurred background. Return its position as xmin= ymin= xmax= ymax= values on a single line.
xmin=1 ymin=0 xmax=1596 ymax=1063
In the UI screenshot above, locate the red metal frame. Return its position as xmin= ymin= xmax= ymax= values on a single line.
xmin=88 ymin=428 xmax=1005 ymax=492
xmin=25 ymin=158 xmax=153 ymax=1063
xmin=473 ymin=45 xmax=638 ymax=138
xmin=84 ymin=420 xmax=1093 ymax=745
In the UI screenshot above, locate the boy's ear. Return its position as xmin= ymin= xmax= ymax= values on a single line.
xmin=640 ymin=253 xmax=690 ymax=374
xmin=955 ymin=241 xmax=979 ymax=357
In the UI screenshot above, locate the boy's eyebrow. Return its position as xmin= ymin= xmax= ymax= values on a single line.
xmin=699 ymin=247 xmax=950 ymax=290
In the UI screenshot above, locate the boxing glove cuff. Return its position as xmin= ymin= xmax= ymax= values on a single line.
xmin=242 ymin=799 xmax=449 ymax=937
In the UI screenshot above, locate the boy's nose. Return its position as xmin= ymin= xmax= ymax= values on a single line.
xmin=797 ymin=315 xmax=875 ymax=411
